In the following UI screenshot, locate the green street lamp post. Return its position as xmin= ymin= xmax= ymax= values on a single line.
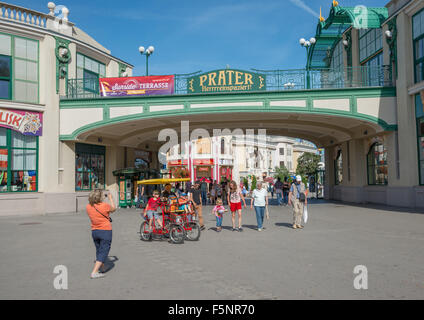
xmin=139 ymin=46 xmax=155 ymax=76
xmin=299 ymin=37 xmax=316 ymax=89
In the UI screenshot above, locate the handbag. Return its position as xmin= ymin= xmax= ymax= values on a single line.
xmin=93 ymin=204 xmax=112 ymax=223
xmin=303 ymin=206 xmax=308 ymax=224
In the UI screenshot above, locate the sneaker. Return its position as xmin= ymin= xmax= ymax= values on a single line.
xmin=90 ymin=272 xmax=106 ymax=279
xmin=232 ymin=227 xmax=237 ymax=232
xmin=238 ymin=227 xmax=243 ymax=232
xmin=200 ymin=225 xmax=206 ymax=231
xmin=258 ymin=228 xmax=262 ymax=232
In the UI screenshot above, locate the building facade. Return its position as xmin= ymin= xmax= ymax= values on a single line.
xmin=0 ymin=2 xmax=136 ymax=215
xmin=1 ymin=0 xmax=424 ymax=216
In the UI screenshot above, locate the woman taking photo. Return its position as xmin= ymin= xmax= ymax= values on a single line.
xmin=227 ymin=180 xmax=247 ymax=232
xmin=86 ymin=189 xmax=116 ymax=279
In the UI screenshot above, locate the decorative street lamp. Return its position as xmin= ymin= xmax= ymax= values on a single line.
xmin=139 ymin=46 xmax=155 ymax=76
xmin=299 ymin=37 xmax=316 ymax=89
xmin=283 ymin=81 xmax=296 ymax=89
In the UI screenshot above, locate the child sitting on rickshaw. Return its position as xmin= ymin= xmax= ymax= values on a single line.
xmin=144 ymin=190 xmax=163 ymax=231
xmin=178 ymin=193 xmax=192 ymax=213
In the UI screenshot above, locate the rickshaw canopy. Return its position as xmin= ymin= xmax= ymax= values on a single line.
xmin=137 ymin=178 xmax=190 ymax=185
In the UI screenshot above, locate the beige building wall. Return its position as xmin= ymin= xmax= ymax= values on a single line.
xmin=0 ymin=4 xmax=133 ymax=216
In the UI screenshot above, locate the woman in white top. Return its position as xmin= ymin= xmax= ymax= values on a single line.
xmin=250 ymin=182 xmax=269 ymax=231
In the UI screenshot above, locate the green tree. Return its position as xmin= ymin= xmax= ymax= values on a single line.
xmin=243 ymin=177 xmax=249 ymax=190
xmin=296 ymin=152 xmax=321 ymax=179
xmin=274 ymin=165 xmax=290 ymax=182
xmin=251 ymin=175 xmax=257 ymax=190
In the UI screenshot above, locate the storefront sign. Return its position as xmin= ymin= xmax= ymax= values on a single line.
xmin=168 ymin=160 xmax=188 ymax=166
xmin=99 ymin=75 xmax=174 ymax=97
xmin=187 ymin=69 xmax=266 ymax=94
xmin=193 ymin=159 xmax=214 ymax=166
xmin=0 ymin=108 xmax=43 ymax=136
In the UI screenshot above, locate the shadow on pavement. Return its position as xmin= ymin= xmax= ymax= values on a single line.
xmin=102 ymin=256 xmax=119 ymax=274
xmin=275 ymin=222 xmax=293 ymax=229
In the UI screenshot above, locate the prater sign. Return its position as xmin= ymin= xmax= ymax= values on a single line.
xmin=187 ymin=69 xmax=266 ymax=94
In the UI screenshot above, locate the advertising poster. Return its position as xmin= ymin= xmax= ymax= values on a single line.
xmin=0 ymin=108 xmax=43 ymax=136
xmin=99 ymin=75 xmax=174 ymax=97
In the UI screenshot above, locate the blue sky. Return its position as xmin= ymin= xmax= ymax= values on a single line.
xmin=11 ymin=0 xmax=387 ymax=75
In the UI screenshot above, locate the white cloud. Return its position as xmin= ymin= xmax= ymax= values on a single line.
xmin=288 ymin=0 xmax=320 ymax=19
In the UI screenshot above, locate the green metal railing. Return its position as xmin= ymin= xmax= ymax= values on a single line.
xmin=64 ymin=65 xmax=393 ymax=100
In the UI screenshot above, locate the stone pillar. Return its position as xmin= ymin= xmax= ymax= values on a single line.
xmin=324 ymin=146 xmax=334 ymax=200
xmin=395 ymin=12 xmax=419 ymax=187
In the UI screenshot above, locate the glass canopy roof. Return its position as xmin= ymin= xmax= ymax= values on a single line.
xmin=307 ymin=4 xmax=388 ymax=69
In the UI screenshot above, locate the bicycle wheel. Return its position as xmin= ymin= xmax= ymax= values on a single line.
xmin=169 ymin=224 xmax=185 ymax=244
xmin=185 ymin=222 xmax=201 ymax=241
xmin=140 ymin=221 xmax=152 ymax=241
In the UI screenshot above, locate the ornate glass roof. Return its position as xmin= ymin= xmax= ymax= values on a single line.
xmin=307 ymin=4 xmax=388 ymax=69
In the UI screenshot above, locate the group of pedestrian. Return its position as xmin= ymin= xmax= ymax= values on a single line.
xmin=273 ymin=177 xmax=291 ymax=206
xmin=84 ymin=175 xmax=308 ymax=279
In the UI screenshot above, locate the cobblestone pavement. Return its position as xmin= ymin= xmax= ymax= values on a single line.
xmin=0 ymin=200 xmax=423 ymax=299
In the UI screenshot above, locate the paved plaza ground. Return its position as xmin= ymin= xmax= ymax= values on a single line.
xmin=0 ymin=199 xmax=423 ymax=300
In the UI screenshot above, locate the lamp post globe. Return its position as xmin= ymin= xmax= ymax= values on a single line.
xmin=299 ymin=38 xmax=306 ymax=46
xmin=139 ymin=45 xmax=155 ymax=76
xmin=309 ymin=37 xmax=316 ymax=45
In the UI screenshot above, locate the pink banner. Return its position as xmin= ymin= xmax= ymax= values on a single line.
xmin=0 ymin=108 xmax=43 ymax=136
xmin=99 ymin=75 xmax=174 ymax=97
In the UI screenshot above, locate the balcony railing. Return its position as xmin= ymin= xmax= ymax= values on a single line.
xmin=0 ymin=2 xmax=52 ymax=28
xmin=64 ymin=65 xmax=393 ymax=100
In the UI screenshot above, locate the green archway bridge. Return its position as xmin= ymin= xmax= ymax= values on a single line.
xmin=60 ymin=66 xmax=396 ymax=149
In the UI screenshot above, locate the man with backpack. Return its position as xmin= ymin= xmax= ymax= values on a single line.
xmin=288 ymin=175 xmax=308 ymax=229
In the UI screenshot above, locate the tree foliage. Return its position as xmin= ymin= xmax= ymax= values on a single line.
xmin=273 ymin=165 xmax=290 ymax=182
xmin=296 ymin=152 xmax=321 ymax=178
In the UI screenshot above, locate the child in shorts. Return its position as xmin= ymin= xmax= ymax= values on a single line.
xmin=144 ymin=190 xmax=162 ymax=230
xmin=212 ymin=198 xmax=227 ymax=232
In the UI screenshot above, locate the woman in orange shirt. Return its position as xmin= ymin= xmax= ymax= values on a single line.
xmin=86 ymin=189 xmax=116 ymax=279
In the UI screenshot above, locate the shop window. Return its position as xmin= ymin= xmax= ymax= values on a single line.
xmin=367 ymin=142 xmax=388 ymax=185
xmin=335 ymin=150 xmax=343 ymax=185
xmin=75 ymin=143 xmax=105 ymax=191
xmin=0 ymin=128 xmax=38 ymax=192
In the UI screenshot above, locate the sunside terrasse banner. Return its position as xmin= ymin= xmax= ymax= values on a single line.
xmin=99 ymin=75 xmax=175 ymax=97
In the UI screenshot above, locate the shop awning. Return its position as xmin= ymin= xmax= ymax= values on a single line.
xmin=307 ymin=4 xmax=388 ymax=69
xmin=137 ymin=178 xmax=190 ymax=185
